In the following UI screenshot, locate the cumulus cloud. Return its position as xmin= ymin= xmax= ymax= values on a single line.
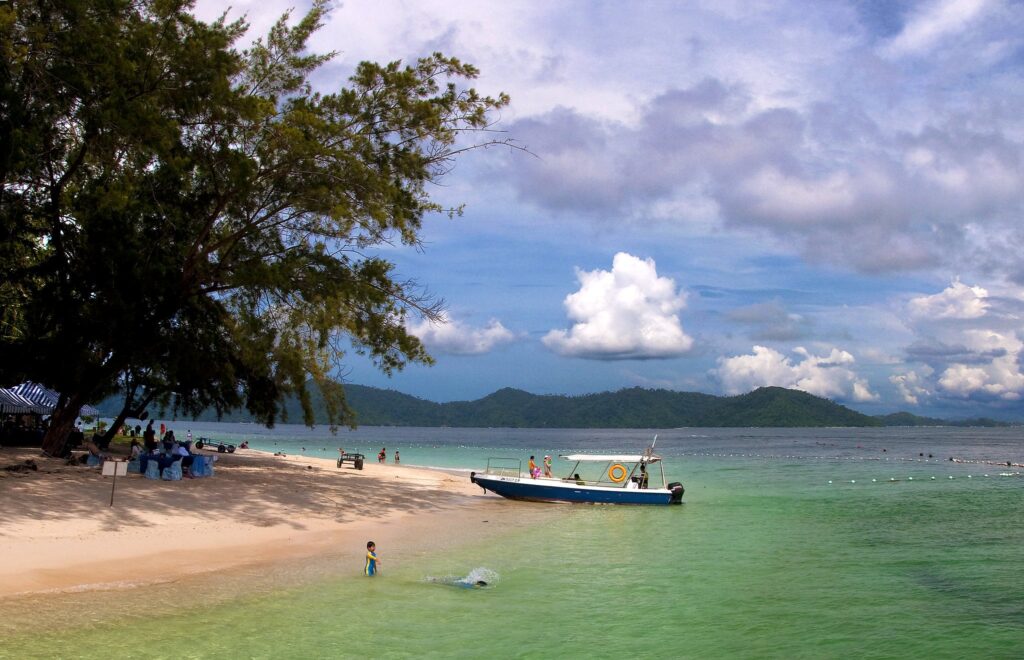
xmin=715 ymin=345 xmax=878 ymax=402
xmin=898 ymin=280 xmax=1024 ymax=402
xmin=543 ymin=252 xmax=693 ymax=359
xmin=908 ymin=280 xmax=990 ymax=319
xmin=890 ymin=370 xmax=932 ymax=405
xmin=408 ymin=316 xmax=516 ymax=355
xmin=935 ymin=330 xmax=1024 ymax=399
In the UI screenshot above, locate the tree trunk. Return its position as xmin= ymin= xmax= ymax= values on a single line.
xmin=41 ymin=393 xmax=85 ymax=457
xmin=101 ymin=389 xmax=157 ymax=445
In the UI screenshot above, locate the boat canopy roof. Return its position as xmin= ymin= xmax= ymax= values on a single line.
xmin=559 ymin=453 xmax=661 ymax=464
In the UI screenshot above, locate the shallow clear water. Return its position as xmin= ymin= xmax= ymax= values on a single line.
xmin=2 ymin=426 xmax=1022 ymax=658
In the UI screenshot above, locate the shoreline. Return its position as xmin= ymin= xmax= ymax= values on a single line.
xmin=0 ymin=446 xmax=499 ymax=600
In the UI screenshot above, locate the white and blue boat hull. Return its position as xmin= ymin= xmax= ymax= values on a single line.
xmin=470 ymin=472 xmax=683 ymax=505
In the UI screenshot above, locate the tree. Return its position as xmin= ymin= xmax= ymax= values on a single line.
xmin=0 ymin=0 xmax=511 ymax=455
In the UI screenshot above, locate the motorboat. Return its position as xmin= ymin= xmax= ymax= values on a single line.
xmin=470 ymin=447 xmax=684 ymax=505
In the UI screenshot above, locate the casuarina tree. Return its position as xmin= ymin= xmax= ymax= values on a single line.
xmin=0 ymin=0 xmax=511 ymax=455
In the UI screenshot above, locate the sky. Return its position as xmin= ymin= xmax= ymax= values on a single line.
xmin=195 ymin=0 xmax=1024 ymax=419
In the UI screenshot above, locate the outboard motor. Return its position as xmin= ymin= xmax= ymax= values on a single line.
xmin=667 ymin=482 xmax=685 ymax=504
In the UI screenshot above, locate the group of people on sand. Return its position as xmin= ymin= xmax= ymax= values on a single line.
xmin=124 ymin=424 xmax=206 ymax=477
xmin=527 ymin=455 xmax=552 ymax=479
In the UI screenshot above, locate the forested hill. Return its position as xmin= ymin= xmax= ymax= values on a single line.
xmin=101 ymin=385 xmax=897 ymax=428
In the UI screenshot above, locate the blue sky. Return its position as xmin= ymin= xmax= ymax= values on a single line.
xmin=197 ymin=0 xmax=1024 ymax=418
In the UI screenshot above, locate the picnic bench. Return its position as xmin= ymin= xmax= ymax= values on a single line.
xmin=337 ymin=452 xmax=365 ymax=470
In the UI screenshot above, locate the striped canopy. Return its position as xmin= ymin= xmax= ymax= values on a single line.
xmin=2 ymin=382 xmax=101 ymax=416
xmin=0 ymin=388 xmax=46 ymax=414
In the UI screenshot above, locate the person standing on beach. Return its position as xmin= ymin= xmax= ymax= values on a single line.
xmin=543 ymin=455 xmax=552 ymax=477
xmin=143 ymin=421 xmax=156 ymax=451
xmin=364 ymin=541 xmax=380 ymax=576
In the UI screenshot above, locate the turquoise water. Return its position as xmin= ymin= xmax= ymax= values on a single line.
xmin=2 ymin=426 xmax=1022 ymax=658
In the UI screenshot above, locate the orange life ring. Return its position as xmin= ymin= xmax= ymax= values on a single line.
xmin=608 ymin=464 xmax=628 ymax=483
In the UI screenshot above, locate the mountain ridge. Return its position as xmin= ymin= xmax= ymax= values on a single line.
xmin=95 ymin=384 xmax=1015 ymax=428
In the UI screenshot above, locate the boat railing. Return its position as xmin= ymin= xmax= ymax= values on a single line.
xmin=484 ymin=457 xmax=522 ymax=478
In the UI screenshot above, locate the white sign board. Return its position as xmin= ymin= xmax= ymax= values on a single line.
xmin=102 ymin=460 xmax=129 ymax=477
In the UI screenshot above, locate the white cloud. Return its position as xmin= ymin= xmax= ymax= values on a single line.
xmin=935 ymin=330 xmax=1024 ymax=399
xmin=898 ymin=280 xmax=1024 ymax=403
xmin=543 ymin=252 xmax=693 ymax=359
xmin=882 ymin=0 xmax=994 ymax=58
xmin=890 ymin=370 xmax=932 ymax=405
xmin=908 ymin=280 xmax=989 ymax=319
xmin=408 ymin=317 xmax=516 ymax=355
xmin=715 ymin=345 xmax=878 ymax=402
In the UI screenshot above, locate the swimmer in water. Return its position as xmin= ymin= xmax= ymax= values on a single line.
xmin=426 ymin=575 xmax=491 ymax=589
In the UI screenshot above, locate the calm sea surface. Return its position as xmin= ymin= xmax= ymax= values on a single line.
xmin=2 ymin=424 xmax=1022 ymax=659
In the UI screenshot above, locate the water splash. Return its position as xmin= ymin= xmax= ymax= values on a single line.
xmin=424 ymin=567 xmax=499 ymax=589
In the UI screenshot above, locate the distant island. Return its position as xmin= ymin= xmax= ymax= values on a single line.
xmin=96 ymin=384 xmax=1014 ymax=429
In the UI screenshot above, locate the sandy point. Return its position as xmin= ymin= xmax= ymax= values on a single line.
xmin=0 ymin=446 xmax=496 ymax=598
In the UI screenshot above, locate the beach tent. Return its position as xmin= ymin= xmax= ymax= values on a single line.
xmin=0 ymin=388 xmax=47 ymax=414
xmin=6 ymin=382 xmax=101 ymax=417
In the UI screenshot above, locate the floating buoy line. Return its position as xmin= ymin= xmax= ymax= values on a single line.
xmin=679 ymin=451 xmax=1023 ymax=467
xmin=826 ymin=473 xmax=1021 ymax=485
xmin=676 ymin=452 xmax=1023 ymax=485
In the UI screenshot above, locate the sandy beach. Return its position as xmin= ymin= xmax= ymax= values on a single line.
xmin=0 ymin=445 xmax=494 ymax=599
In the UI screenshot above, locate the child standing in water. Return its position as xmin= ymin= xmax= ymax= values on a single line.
xmin=364 ymin=541 xmax=380 ymax=576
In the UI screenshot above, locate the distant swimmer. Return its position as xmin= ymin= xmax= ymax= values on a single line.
xmin=426 ymin=576 xmax=489 ymax=589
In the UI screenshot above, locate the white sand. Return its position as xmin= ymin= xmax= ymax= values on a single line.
xmin=0 ymin=447 xmax=493 ymax=598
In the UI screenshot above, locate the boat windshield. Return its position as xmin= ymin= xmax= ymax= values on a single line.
xmin=557 ymin=456 xmax=663 ymax=489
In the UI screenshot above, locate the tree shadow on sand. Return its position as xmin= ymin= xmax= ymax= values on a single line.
xmin=0 ymin=448 xmax=472 ymax=534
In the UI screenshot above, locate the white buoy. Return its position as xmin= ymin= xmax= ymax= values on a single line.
xmin=931 ymin=476 xmax=935 ymax=480
xmin=850 ymin=480 xmax=856 ymax=483
xmin=872 ymin=478 xmax=877 ymax=482
xmin=909 ymin=476 xmax=914 ymax=480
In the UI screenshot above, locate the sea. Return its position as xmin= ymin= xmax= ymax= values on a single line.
xmin=2 ymin=423 xmax=1022 ymax=659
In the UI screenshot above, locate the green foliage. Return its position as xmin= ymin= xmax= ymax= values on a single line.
xmin=876 ymin=412 xmax=1012 ymax=427
xmin=0 ymin=0 xmax=510 ymax=449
